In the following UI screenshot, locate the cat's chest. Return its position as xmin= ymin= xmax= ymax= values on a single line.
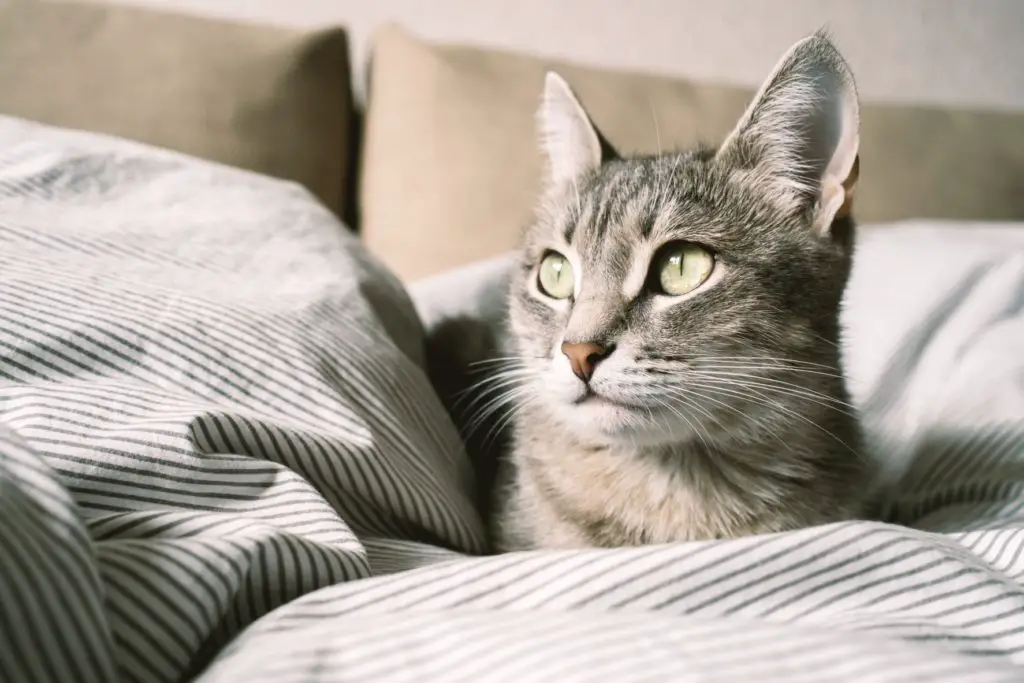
xmin=515 ymin=433 xmax=729 ymax=546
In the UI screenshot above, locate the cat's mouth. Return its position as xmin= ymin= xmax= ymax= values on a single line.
xmin=563 ymin=386 xmax=675 ymax=444
xmin=573 ymin=387 xmax=631 ymax=408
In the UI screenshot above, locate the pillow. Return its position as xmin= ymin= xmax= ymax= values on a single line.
xmin=0 ymin=113 xmax=485 ymax=681
xmin=0 ymin=0 xmax=353 ymax=217
xmin=361 ymin=24 xmax=1024 ymax=281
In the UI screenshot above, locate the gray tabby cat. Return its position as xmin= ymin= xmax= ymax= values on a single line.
xmin=493 ymin=32 xmax=868 ymax=551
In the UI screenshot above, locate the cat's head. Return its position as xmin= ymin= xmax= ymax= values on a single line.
xmin=507 ymin=32 xmax=861 ymax=447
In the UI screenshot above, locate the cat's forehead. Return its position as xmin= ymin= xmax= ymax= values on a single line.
xmin=561 ymin=152 xmax=716 ymax=260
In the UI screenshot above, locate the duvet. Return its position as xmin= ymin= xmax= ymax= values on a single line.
xmin=1 ymin=115 xmax=1023 ymax=683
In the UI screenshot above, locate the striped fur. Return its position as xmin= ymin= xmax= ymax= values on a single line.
xmin=497 ymin=33 xmax=865 ymax=550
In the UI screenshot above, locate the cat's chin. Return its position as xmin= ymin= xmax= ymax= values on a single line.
xmin=553 ymin=395 xmax=689 ymax=448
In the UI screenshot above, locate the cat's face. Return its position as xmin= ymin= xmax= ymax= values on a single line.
xmin=507 ymin=33 xmax=861 ymax=447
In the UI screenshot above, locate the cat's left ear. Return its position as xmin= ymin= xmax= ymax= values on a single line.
xmin=537 ymin=72 xmax=603 ymax=189
xmin=716 ymin=31 xmax=860 ymax=236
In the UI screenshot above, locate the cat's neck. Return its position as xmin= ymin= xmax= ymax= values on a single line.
xmin=496 ymin=403 xmax=861 ymax=550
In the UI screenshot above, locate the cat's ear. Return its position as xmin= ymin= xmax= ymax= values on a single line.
xmin=537 ymin=72 xmax=603 ymax=188
xmin=717 ymin=31 xmax=860 ymax=235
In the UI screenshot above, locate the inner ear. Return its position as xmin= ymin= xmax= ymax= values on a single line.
xmin=716 ymin=31 xmax=860 ymax=232
xmin=537 ymin=72 xmax=605 ymax=189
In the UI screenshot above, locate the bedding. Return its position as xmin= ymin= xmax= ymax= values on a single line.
xmin=1 ymin=115 xmax=1024 ymax=683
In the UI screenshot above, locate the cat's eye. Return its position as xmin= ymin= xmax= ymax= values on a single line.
xmin=537 ymin=251 xmax=575 ymax=299
xmin=652 ymin=242 xmax=714 ymax=296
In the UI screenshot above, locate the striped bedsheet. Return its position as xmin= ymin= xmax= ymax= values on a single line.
xmin=1 ymin=115 xmax=1023 ymax=683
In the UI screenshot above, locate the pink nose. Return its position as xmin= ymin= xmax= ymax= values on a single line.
xmin=561 ymin=341 xmax=611 ymax=382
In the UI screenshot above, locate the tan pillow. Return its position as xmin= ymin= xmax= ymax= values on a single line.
xmin=0 ymin=0 xmax=353 ymax=218
xmin=361 ymin=24 xmax=1024 ymax=282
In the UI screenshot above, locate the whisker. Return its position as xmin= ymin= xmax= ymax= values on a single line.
xmin=460 ymin=375 xmax=526 ymax=413
xmin=651 ymin=394 xmax=711 ymax=452
xmin=759 ymin=303 xmax=841 ymax=348
xmin=690 ymin=370 xmax=856 ymax=407
xmin=451 ymin=370 xmax=533 ymax=412
xmin=468 ymin=356 xmax=541 ymax=368
xmin=455 ymin=367 xmax=533 ymax=389
xmin=691 ymin=365 xmax=846 ymax=381
xmin=647 ymin=95 xmax=662 ymax=156
xmin=481 ymin=391 xmax=537 ymax=450
xmin=667 ymin=379 xmax=858 ymax=455
xmin=690 ymin=356 xmax=840 ymax=370
xmin=671 ymin=390 xmax=729 ymax=436
xmin=660 ymin=384 xmax=750 ymax=425
xmin=462 ymin=387 xmax=524 ymax=443
xmin=688 ymin=373 xmax=857 ymax=415
xmin=658 ymin=383 xmax=754 ymax=433
xmin=670 ymin=384 xmax=790 ymax=450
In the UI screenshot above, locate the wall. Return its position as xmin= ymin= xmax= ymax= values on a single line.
xmin=67 ymin=0 xmax=1024 ymax=110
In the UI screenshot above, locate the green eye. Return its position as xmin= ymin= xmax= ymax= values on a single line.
xmin=537 ymin=251 xmax=575 ymax=299
xmin=654 ymin=242 xmax=714 ymax=296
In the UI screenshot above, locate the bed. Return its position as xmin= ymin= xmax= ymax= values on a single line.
xmin=1 ymin=115 xmax=1023 ymax=683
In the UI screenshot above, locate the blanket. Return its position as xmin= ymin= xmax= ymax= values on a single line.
xmin=1 ymin=115 xmax=1023 ymax=683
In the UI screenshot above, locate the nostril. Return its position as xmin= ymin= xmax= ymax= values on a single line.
xmin=593 ymin=343 xmax=615 ymax=361
xmin=561 ymin=341 xmax=615 ymax=383
xmin=585 ymin=343 xmax=614 ymax=369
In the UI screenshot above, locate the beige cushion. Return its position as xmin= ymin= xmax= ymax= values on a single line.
xmin=361 ymin=24 xmax=1024 ymax=282
xmin=0 ymin=0 xmax=353 ymax=217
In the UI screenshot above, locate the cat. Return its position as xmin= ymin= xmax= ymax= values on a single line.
xmin=490 ymin=31 xmax=868 ymax=551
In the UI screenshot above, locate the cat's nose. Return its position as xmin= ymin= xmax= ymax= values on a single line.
xmin=560 ymin=341 xmax=613 ymax=383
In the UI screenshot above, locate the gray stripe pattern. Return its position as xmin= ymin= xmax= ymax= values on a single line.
xmin=1 ymin=116 xmax=1023 ymax=682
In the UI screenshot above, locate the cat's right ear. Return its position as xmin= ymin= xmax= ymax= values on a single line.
xmin=537 ymin=72 xmax=603 ymax=188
